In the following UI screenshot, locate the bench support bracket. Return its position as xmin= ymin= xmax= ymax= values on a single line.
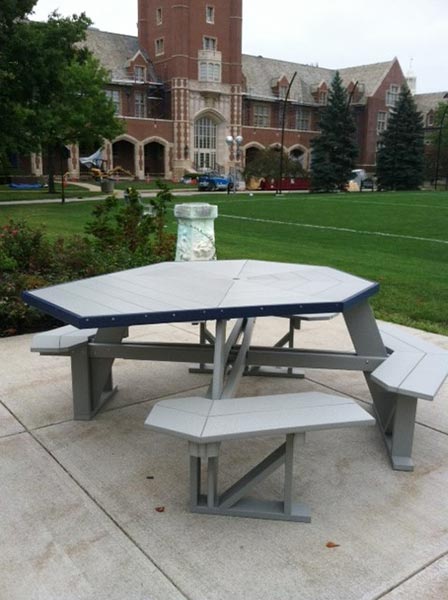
xmin=188 ymin=433 xmax=310 ymax=522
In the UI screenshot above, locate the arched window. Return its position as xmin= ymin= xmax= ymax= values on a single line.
xmin=194 ymin=117 xmax=217 ymax=170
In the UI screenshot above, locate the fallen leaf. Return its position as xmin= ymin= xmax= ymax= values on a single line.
xmin=326 ymin=541 xmax=340 ymax=548
xmin=155 ymin=506 xmax=165 ymax=513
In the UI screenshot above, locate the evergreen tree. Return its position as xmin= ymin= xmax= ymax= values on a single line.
xmin=310 ymin=71 xmax=357 ymax=192
xmin=376 ymin=86 xmax=425 ymax=190
xmin=428 ymin=101 xmax=448 ymax=185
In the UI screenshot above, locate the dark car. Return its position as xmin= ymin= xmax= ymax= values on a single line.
xmin=361 ymin=178 xmax=375 ymax=191
xmin=198 ymin=172 xmax=232 ymax=192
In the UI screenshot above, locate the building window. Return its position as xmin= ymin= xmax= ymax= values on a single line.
xmin=134 ymin=66 xmax=145 ymax=82
xmin=279 ymin=85 xmax=288 ymax=99
xmin=278 ymin=102 xmax=286 ymax=127
xmin=135 ymin=91 xmax=146 ymax=118
xmin=106 ymin=90 xmax=121 ymax=115
xmin=155 ymin=38 xmax=164 ymax=56
xmin=427 ymin=111 xmax=434 ymax=127
xmin=194 ymin=117 xmax=217 ymax=170
xmin=156 ymin=7 xmax=162 ymax=25
xmin=386 ymin=84 xmax=400 ymax=107
xmin=206 ymin=5 xmax=215 ymax=23
xmin=203 ymin=36 xmax=217 ymax=51
xmin=377 ymin=111 xmax=388 ymax=134
xmin=296 ymin=108 xmax=310 ymax=131
xmin=253 ymin=104 xmax=270 ymax=128
xmin=318 ymin=91 xmax=327 ymax=105
xmin=199 ymin=61 xmax=221 ymax=82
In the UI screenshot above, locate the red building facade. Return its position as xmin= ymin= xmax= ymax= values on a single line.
xmin=27 ymin=0 xmax=435 ymax=182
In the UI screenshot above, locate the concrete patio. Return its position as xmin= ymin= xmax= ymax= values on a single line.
xmin=1 ymin=316 xmax=447 ymax=600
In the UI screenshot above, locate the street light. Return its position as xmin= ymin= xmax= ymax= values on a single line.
xmin=226 ymin=134 xmax=243 ymax=193
xmin=276 ymin=72 xmax=297 ymax=196
xmin=434 ymin=92 xmax=448 ymax=191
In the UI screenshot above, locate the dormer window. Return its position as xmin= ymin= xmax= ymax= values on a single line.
xmin=156 ymin=7 xmax=162 ymax=25
xmin=206 ymin=5 xmax=215 ymax=24
xmin=319 ymin=91 xmax=327 ymax=105
xmin=280 ymin=86 xmax=289 ymax=99
xmin=203 ymin=36 xmax=217 ymax=51
xmin=134 ymin=66 xmax=145 ymax=82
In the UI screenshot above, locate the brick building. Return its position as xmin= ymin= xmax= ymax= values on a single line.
xmin=22 ymin=0 xmax=446 ymax=182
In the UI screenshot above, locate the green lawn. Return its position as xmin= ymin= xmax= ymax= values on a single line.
xmin=0 ymin=180 xmax=194 ymax=201
xmin=1 ymin=189 xmax=447 ymax=334
xmin=112 ymin=180 xmax=194 ymax=191
xmin=0 ymin=184 xmax=102 ymax=202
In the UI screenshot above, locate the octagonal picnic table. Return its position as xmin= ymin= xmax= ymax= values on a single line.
xmin=23 ymin=259 xmax=397 ymax=461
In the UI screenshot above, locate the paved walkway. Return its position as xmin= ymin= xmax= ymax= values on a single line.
xmin=1 ymin=316 xmax=447 ymax=600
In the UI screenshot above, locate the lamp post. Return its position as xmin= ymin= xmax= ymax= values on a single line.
xmin=434 ymin=92 xmax=448 ymax=191
xmin=226 ymin=134 xmax=243 ymax=193
xmin=276 ymin=72 xmax=297 ymax=196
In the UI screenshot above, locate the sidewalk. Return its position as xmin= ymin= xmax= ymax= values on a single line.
xmin=1 ymin=316 xmax=447 ymax=600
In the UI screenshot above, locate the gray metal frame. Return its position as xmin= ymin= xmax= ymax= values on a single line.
xmin=188 ymin=433 xmax=310 ymax=522
xmin=75 ymin=300 xmax=418 ymax=471
xmin=26 ymin=260 xmax=423 ymax=472
xmin=342 ymin=301 xmax=417 ymax=471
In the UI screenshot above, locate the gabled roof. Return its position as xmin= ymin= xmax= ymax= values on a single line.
xmin=241 ymin=54 xmax=398 ymax=104
xmin=338 ymin=60 xmax=396 ymax=96
xmin=242 ymin=55 xmax=334 ymax=104
xmin=414 ymin=92 xmax=448 ymax=114
xmin=84 ymin=28 xmax=159 ymax=83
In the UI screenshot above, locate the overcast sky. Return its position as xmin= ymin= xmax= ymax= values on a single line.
xmin=30 ymin=0 xmax=448 ymax=95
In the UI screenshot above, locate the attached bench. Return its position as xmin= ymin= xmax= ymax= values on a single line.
xmin=145 ymin=391 xmax=375 ymax=522
xmin=31 ymin=325 xmax=98 ymax=355
xmin=370 ymin=323 xmax=448 ymax=471
xmin=31 ymin=325 xmax=127 ymax=420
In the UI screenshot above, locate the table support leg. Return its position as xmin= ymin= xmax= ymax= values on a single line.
xmin=343 ymin=302 xmax=416 ymax=471
xmin=389 ymin=395 xmax=417 ymax=471
xmin=246 ymin=317 xmax=305 ymax=379
xmin=70 ymin=326 xmax=127 ymax=420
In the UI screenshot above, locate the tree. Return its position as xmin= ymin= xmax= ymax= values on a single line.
xmin=0 ymin=0 xmax=37 ymax=167
xmin=376 ymin=86 xmax=425 ymax=191
xmin=429 ymin=101 xmax=448 ymax=186
xmin=310 ymin=71 xmax=357 ymax=192
xmin=244 ymin=148 xmax=307 ymax=180
xmin=1 ymin=10 xmax=124 ymax=190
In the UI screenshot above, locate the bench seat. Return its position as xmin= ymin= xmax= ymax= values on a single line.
xmin=374 ymin=323 xmax=448 ymax=401
xmin=366 ymin=322 xmax=448 ymax=471
xmin=146 ymin=391 xmax=375 ymax=443
xmin=31 ymin=325 xmax=98 ymax=354
xmin=145 ymin=392 xmax=375 ymax=522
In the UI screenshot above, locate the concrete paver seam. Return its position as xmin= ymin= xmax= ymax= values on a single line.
xmin=22 ymin=428 xmax=193 ymax=600
xmin=371 ymin=548 xmax=448 ymax=599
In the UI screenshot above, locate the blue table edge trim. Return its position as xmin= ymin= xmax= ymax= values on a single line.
xmin=22 ymin=283 xmax=379 ymax=329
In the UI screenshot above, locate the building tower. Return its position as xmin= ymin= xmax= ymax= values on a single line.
xmin=138 ymin=0 xmax=243 ymax=178
xmin=406 ymin=59 xmax=417 ymax=95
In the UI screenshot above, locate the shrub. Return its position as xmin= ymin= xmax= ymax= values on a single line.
xmin=0 ymin=185 xmax=177 ymax=336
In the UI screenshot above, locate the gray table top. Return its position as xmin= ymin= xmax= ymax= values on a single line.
xmin=22 ymin=260 xmax=379 ymax=329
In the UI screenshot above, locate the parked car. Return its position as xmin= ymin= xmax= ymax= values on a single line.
xmin=198 ymin=172 xmax=232 ymax=192
xmin=360 ymin=177 xmax=375 ymax=191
